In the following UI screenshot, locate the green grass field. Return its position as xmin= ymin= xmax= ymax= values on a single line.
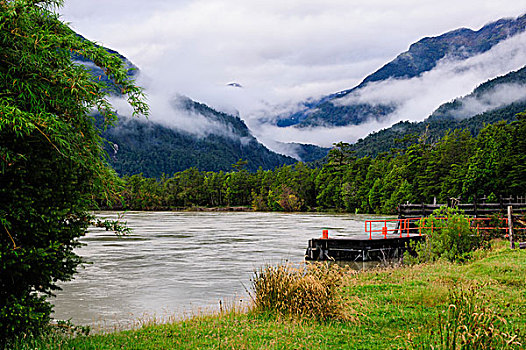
xmin=12 ymin=242 xmax=526 ymax=349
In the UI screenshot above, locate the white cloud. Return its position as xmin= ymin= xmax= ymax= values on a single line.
xmin=254 ymin=32 xmax=526 ymax=150
xmin=334 ymin=31 xmax=526 ymax=123
xmin=110 ymin=89 xmax=250 ymax=141
xmin=60 ymin=0 xmax=526 ymax=112
xmin=60 ymin=0 xmax=526 ymax=155
xmin=250 ymin=118 xmax=390 ymax=149
xmin=448 ymin=83 xmax=526 ymax=119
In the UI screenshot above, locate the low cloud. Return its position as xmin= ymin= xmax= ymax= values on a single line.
xmin=61 ymin=0 xmax=526 ymax=119
xmin=109 ymin=87 xmax=251 ymax=142
xmin=61 ymin=1 xmax=526 ymax=156
xmin=334 ymin=31 xmax=526 ymax=124
xmin=250 ymin=118 xmax=390 ymax=149
xmin=249 ymin=32 xmax=526 ymax=152
xmin=445 ymin=83 xmax=526 ymax=119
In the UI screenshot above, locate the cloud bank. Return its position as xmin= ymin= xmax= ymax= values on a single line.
xmin=252 ymin=31 xmax=526 ymax=149
xmin=61 ymin=0 xmax=526 ymax=110
xmin=334 ymin=31 xmax=526 ymax=122
xmin=60 ymin=1 xmax=526 ymax=153
xmin=447 ymin=83 xmax=526 ymax=119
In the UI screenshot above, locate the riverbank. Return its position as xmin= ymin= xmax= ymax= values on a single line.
xmin=14 ymin=242 xmax=525 ymax=349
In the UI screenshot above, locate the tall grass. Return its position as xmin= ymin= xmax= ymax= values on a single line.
xmin=411 ymin=287 xmax=523 ymax=349
xmin=250 ymin=262 xmax=353 ymax=321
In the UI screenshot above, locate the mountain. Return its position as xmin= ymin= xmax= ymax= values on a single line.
xmin=348 ymin=66 xmax=526 ymax=157
xmin=102 ymin=97 xmax=297 ymax=178
xmin=277 ymin=13 xmax=526 ymax=128
xmin=74 ymin=44 xmax=299 ymax=176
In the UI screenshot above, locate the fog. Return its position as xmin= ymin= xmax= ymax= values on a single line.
xmin=60 ymin=1 xmax=526 ymax=153
xmin=257 ymin=31 xmax=526 ymax=149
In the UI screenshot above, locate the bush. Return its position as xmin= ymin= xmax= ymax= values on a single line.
xmin=250 ymin=262 xmax=351 ymax=321
xmin=405 ymin=207 xmax=486 ymax=264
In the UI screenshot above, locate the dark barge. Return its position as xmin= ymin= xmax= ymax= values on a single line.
xmin=305 ymin=235 xmax=424 ymax=262
xmin=305 ymin=196 xmax=526 ymax=261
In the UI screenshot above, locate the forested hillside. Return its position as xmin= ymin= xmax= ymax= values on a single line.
xmin=109 ymin=113 xmax=526 ymax=213
xmin=349 ymin=66 xmax=526 ymax=157
xmin=102 ymin=98 xmax=296 ymax=177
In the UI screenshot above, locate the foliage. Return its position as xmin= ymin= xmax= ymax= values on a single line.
xmin=0 ymin=0 xmax=147 ymax=341
xmin=406 ymin=207 xmax=486 ymax=264
xmin=108 ymin=112 xmax=526 ymax=215
xmin=250 ymin=262 xmax=351 ymax=321
xmin=93 ymin=214 xmax=132 ymax=235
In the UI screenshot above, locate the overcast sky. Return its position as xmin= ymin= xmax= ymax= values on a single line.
xmin=60 ymin=1 xmax=526 ymax=150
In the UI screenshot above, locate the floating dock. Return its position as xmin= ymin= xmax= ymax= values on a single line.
xmin=305 ymin=236 xmax=423 ymax=262
xmin=306 ymin=197 xmax=526 ymax=261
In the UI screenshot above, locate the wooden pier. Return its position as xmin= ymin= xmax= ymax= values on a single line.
xmin=306 ymin=196 xmax=526 ymax=261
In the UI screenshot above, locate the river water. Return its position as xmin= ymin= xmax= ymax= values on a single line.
xmin=52 ymin=211 xmax=387 ymax=329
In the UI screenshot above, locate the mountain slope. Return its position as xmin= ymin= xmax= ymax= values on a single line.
xmin=102 ymin=97 xmax=296 ymax=177
xmin=348 ymin=66 xmax=526 ymax=157
xmin=278 ymin=13 xmax=526 ymax=128
xmin=75 ymin=44 xmax=298 ymax=176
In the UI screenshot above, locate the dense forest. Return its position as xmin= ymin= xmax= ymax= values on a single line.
xmin=100 ymin=97 xmax=298 ymax=177
xmin=107 ymin=112 xmax=526 ymax=214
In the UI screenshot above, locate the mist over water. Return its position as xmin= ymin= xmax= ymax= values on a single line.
xmin=52 ymin=211 xmax=389 ymax=329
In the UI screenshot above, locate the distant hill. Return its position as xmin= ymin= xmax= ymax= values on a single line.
xmin=349 ymin=66 xmax=526 ymax=157
xmin=102 ymin=97 xmax=296 ymax=177
xmin=75 ymin=43 xmax=301 ymax=176
xmin=277 ymin=14 xmax=526 ymax=128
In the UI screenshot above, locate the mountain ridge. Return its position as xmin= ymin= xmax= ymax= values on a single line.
xmin=278 ymin=13 xmax=526 ymax=128
xmin=348 ymin=65 xmax=526 ymax=157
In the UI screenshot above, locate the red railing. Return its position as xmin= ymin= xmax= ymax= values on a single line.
xmin=364 ymin=217 xmax=526 ymax=240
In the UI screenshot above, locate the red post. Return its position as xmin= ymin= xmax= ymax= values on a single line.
xmin=382 ymin=225 xmax=387 ymax=239
xmin=322 ymin=229 xmax=329 ymax=239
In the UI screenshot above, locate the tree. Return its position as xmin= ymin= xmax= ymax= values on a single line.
xmin=0 ymin=0 xmax=148 ymax=340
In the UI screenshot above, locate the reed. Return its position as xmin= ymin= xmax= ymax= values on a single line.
xmin=250 ymin=262 xmax=352 ymax=321
xmin=411 ymin=287 xmax=523 ymax=349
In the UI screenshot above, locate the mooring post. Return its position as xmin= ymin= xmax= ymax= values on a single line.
xmin=508 ymin=205 xmax=515 ymax=249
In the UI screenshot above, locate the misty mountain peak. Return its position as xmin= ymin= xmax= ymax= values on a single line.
xmin=276 ymin=12 xmax=526 ymax=129
xmin=227 ymin=82 xmax=243 ymax=88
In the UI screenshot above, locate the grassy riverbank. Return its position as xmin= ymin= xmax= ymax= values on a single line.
xmin=14 ymin=242 xmax=525 ymax=349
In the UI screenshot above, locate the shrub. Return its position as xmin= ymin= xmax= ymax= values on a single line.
xmin=405 ymin=207 xmax=486 ymax=264
xmin=250 ymin=262 xmax=351 ymax=321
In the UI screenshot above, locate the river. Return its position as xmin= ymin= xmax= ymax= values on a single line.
xmin=52 ymin=211 xmax=388 ymax=330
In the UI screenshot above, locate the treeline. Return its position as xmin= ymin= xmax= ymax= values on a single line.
xmin=109 ymin=113 xmax=526 ymax=214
